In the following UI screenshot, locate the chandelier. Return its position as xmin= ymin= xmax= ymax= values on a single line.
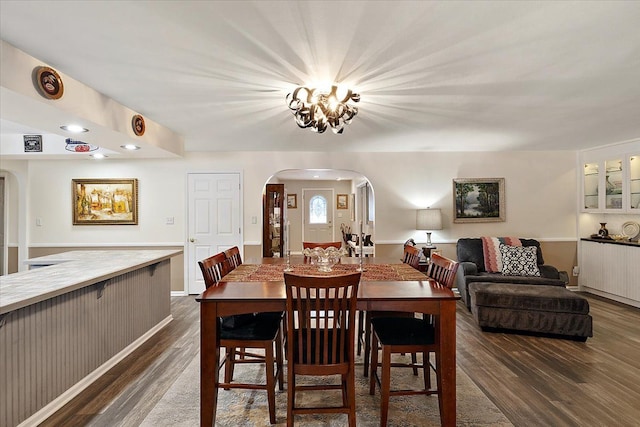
xmin=286 ymin=85 xmax=360 ymax=134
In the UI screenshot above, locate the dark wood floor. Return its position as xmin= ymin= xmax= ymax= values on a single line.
xmin=42 ymin=293 xmax=640 ymax=426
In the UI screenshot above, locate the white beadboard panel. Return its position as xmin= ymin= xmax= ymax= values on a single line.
xmin=0 ymin=260 xmax=171 ymax=427
xmin=580 ymin=239 xmax=640 ymax=307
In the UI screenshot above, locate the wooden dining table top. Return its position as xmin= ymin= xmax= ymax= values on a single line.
xmin=198 ymin=256 xmax=459 ymax=311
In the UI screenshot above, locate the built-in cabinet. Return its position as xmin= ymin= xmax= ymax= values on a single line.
xmin=263 ymin=183 xmax=285 ymax=257
xmin=582 ymin=152 xmax=639 ymax=212
xmin=579 ymin=239 xmax=639 ymax=308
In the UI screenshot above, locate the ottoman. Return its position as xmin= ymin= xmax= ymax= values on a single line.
xmin=469 ymin=282 xmax=593 ymax=341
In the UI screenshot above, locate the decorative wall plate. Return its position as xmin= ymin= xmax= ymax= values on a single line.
xmin=132 ymin=114 xmax=145 ymax=136
xmin=65 ymin=138 xmax=98 ymax=152
xmin=621 ymin=221 xmax=640 ymax=240
xmin=35 ymin=66 xmax=64 ymax=99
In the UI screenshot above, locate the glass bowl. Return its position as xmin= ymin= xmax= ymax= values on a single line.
xmin=303 ymin=246 xmax=348 ymax=272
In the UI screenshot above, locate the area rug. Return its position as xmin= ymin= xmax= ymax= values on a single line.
xmin=141 ymin=351 xmax=512 ymax=427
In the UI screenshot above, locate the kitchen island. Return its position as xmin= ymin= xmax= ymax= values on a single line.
xmin=0 ymin=249 xmax=182 ymax=427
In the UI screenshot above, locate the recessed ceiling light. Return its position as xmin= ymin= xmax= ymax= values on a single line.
xmin=313 ymin=175 xmax=320 ymax=179
xmin=60 ymin=124 xmax=89 ymax=133
xmin=90 ymin=153 xmax=107 ymax=159
xmin=120 ymin=144 xmax=140 ymax=150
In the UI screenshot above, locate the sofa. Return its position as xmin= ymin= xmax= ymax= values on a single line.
xmin=455 ymin=237 xmax=567 ymax=310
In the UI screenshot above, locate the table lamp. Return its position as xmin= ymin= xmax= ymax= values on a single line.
xmin=416 ymin=208 xmax=442 ymax=261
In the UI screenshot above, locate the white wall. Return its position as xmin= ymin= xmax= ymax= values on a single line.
xmin=15 ymin=150 xmax=577 ymax=252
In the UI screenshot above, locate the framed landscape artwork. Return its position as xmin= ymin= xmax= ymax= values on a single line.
xmin=337 ymin=194 xmax=348 ymax=209
xmin=73 ymin=178 xmax=138 ymax=225
xmin=453 ymin=178 xmax=505 ymax=223
xmin=287 ymin=194 xmax=297 ymax=209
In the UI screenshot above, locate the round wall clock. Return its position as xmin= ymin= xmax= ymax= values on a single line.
xmin=132 ymin=114 xmax=145 ymax=136
xmin=36 ymin=66 xmax=64 ymax=99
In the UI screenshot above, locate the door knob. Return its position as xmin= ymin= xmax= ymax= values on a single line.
xmin=189 ymin=238 xmax=195 ymax=243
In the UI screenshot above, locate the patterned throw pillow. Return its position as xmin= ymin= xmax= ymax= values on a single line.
xmin=499 ymin=244 xmax=541 ymax=276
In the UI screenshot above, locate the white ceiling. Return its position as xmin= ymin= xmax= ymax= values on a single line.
xmin=1 ymin=0 xmax=639 ymax=157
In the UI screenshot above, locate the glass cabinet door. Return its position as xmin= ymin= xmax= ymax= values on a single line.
xmin=263 ymin=184 xmax=285 ymax=257
xmin=605 ymin=159 xmax=623 ymax=210
xmin=583 ymin=162 xmax=599 ymax=210
xmin=630 ymin=155 xmax=640 ymax=210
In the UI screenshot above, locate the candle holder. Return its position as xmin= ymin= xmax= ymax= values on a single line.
xmin=357 ymin=232 xmax=366 ymax=272
xmin=284 ymin=250 xmax=293 ymax=272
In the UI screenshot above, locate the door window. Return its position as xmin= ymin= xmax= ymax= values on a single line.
xmin=309 ymin=195 xmax=327 ymax=224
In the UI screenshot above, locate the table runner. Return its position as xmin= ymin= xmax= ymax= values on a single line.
xmin=223 ymin=262 xmax=426 ymax=282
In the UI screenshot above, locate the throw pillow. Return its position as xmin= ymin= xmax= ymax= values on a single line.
xmin=481 ymin=236 xmax=522 ymax=273
xmin=499 ymin=244 xmax=541 ymax=277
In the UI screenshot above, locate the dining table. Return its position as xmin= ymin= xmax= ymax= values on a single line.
xmin=196 ymin=255 xmax=460 ymax=426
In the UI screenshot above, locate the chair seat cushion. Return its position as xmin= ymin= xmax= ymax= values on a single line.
xmin=470 ymin=283 xmax=590 ymax=314
xmin=220 ymin=311 xmax=282 ymax=341
xmin=371 ymin=317 xmax=435 ymax=346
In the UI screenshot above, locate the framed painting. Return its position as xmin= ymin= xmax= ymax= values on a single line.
xmin=337 ymin=193 xmax=348 ymax=209
xmin=453 ymin=178 xmax=505 ymax=223
xmin=73 ymin=178 xmax=138 ymax=225
xmin=287 ymin=194 xmax=297 ymax=209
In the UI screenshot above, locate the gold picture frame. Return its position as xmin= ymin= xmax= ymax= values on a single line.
xmin=337 ymin=194 xmax=348 ymax=209
xmin=453 ymin=177 xmax=505 ymax=223
xmin=287 ymin=194 xmax=297 ymax=209
xmin=73 ymin=178 xmax=138 ymax=225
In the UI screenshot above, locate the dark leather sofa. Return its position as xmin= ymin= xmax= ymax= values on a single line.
xmin=455 ymin=238 xmax=567 ymax=310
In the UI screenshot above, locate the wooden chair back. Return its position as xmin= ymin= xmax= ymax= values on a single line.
xmin=284 ymin=272 xmax=360 ymax=374
xmin=426 ymin=253 xmax=459 ymax=289
xmin=223 ymin=246 xmax=242 ymax=269
xmin=198 ymin=252 xmax=229 ymax=288
xmin=302 ymin=241 xmax=343 ymax=250
xmin=402 ymin=244 xmax=421 ymax=270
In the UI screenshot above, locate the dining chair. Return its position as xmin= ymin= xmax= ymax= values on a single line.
xmin=198 ymin=254 xmax=285 ymax=424
xmin=302 ymin=241 xmax=343 ymax=261
xmin=199 ymin=252 xmax=230 ymax=286
xmin=283 ymin=272 xmax=361 ymax=427
xmin=368 ymin=253 xmax=459 ymax=425
xmin=360 ymin=243 xmax=425 ymax=376
xmin=402 ymin=244 xmax=421 ymax=269
xmin=302 ymin=241 xmax=343 ymax=250
xmin=426 ymin=252 xmax=459 ymax=289
xmin=223 ymin=245 xmax=243 ymax=269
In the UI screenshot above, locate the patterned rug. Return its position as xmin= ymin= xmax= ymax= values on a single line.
xmin=223 ymin=263 xmax=427 ymax=282
xmin=141 ymin=351 xmax=513 ymax=426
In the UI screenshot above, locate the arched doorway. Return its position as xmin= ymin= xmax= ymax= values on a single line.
xmin=263 ymin=169 xmax=375 ymax=256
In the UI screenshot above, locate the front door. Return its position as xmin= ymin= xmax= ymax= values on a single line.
xmin=302 ymin=188 xmax=334 ymax=243
xmin=187 ymin=173 xmax=241 ymax=294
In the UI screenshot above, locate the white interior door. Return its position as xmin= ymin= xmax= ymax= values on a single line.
xmin=302 ymin=188 xmax=334 ymax=243
xmin=187 ymin=173 xmax=241 ymax=294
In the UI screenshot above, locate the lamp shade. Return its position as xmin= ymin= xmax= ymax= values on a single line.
xmin=416 ymin=208 xmax=442 ymax=231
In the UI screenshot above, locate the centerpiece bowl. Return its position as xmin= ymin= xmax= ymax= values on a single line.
xmin=302 ymin=246 xmax=348 ymax=272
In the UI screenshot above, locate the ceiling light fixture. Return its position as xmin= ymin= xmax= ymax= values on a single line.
xmin=286 ymin=85 xmax=360 ymax=134
xmin=60 ymin=124 xmax=89 ymax=133
xmin=90 ymin=153 xmax=107 ymax=159
xmin=120 ymin=144 xmax=140 ymax=150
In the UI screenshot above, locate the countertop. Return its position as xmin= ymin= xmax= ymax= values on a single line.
xmin=0 ymin=250 xmax=182 ymax=314
xmin=580 ymin=237 xmax=640 ymax=247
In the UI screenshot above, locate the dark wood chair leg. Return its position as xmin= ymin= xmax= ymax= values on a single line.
xmin=275 ymin=330 xmax=284 ymax=390
xmin=363 ymin=311 xmax=372 ymax=377
xmin=380 ymin=346 xmax=392 ymax=427
xmin=224 ymin=346 xmax=235 ymax=389
xmin=265 ymin=344 xmax=276 ymax=424
xmin=369 ymin=332 xmax=378 ymax=395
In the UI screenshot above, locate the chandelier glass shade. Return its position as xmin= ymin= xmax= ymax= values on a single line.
xmin=286 ymin=85 xmax=360 ymax=134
